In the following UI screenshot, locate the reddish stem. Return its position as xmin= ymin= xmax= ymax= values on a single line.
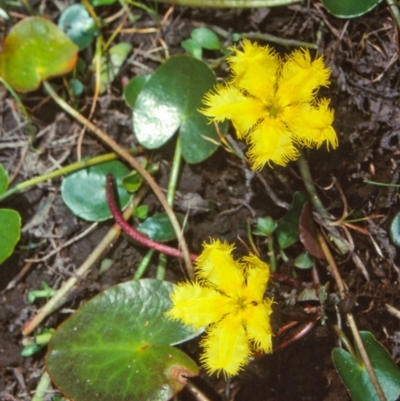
xmin=106 ymin=174 xmax=198 ymax=262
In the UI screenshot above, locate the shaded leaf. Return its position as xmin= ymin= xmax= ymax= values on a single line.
xmin=0 ymin=17 xmax=78 ymax=92
xmin=299 ymin=202 xmax=324 ymax=259
xmin=46 ymin=280 xmax=199 ymax=401
xmin=124 ymin=74 xmax=152 ymax=109
xmin=58 ymin=4 xmax=99 ymax=50
xmin=275 ymin=192 xmax=307 ymax=249
xmin=191 ymin=27 xmax=220 ymax=50
xmin=322 ymin=0 xmax=382 ymax=18
xmin=61 ymin=160 xmax=132 ymax=221
xmin=0 ymin=209 xmax=21 ymax=264
xmin=332 ymin=331 xmax=400 ymax=401
xmin=294 ymin=251 xmax=315 ymax=269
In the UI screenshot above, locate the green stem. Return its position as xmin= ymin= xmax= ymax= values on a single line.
xmin=154 ymin=0 xmax=302 ymax=7
xmin=386 ymin=0 xmax=400 ymax=30
xmin=42 ymin=81 xmax=194 ymax=280
xmin=32 ymin=371 xmax=52 ymax=401
xmin=156 ymin=138 xmax=183 ymax=280
xmin=133 ymin=249 xmax=155 ymax=280
xmin=0 ymin=149 xmax=141 ymax=203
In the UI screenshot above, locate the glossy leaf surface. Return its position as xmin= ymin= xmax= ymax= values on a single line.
xmin=46 ymin=280 xmax=199 ymax=401
xmin=332 ymin=331 xmax=400 ymax=401
xmin=61 ymin=160 xmax=132 ymax=221
xmin=0 ymin=17 xmax=78 ymax=92
xmin=132 ymin=55 xmax=226 ymax=164
xmin=322 ymin=0 xmax=382 ymax=18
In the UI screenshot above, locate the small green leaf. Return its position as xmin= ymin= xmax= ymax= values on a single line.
xmin=275 ymin=191 xmax=307 ymax=249
xmin=294 ymin=251 xmax=315 ymax=269
xmin=0 ymin=164 xmax=9 ymax=195
xmin=97 ymin=42 xmax=132 ymax=94
xmin=191 ymin=27 xmax=220 ymax=50
xmin=61 ymin=160 xmax=132 ymax=222
xmin=253 ymin=216 xmax=277 ymax=236
xmin=390 ymin=213 xmax=400 ymax=247
xmin=58 ymin=4 xmax=99 ymax=50
xmin=332 ymin=331 xmax=400 ymax=401
xmin=137 ymin=212 xmax=187 ymax=242
xmin=0 ymin=209 xmax=21 ymax=264
xmin=69 ymin=78 xmax=84 ymax=96
xmin=181 ymin=38 xmax=203 ymax=59
xmin=134 ymin=205 xmax=149 ymax=220
xmin=124 ymin=74 xmax=152 ymax=109
xmin=0 ymin=17 xmax=78 ymax=92
xmin=133 ymin=55 xmax=227 ymax=164
xmin=122 ymin=170 xmax=144 ymax=193
xmin=46 ymin=280 xmax=199 ymax=401
xmin=322 ymin=0 xmax=382 ymax=18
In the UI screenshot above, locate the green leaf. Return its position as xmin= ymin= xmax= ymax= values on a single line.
xmin=88 ymin=0 xmax=117 ymax=6
xmin=390 ymin=213 xmax=400 ymax=247
xmin=0 ymin=17 xmax=78 ymax=92
xmin=332 ymin=331 xmax=400 ymax=401
xmin=46 ymin=280 xmax=199 ymax=401
xmin=124 ymin=74 xmax=152 ymax=109
xmin=58 ymin=4 xmax=99 ymax=50
xmin=0 ymin=209 xmax=21 ymax=264
xmin=133 ymin=55 xmax=227 ymax=164
xmin=97 ymin=42 xmax=132 ymax=94
xmin=191 ymin=27 xmax=220 ymax=50
xmin=0 ymin=164 xmax=9 ymax=195
xmin=122 ymin=169 xmax=144 ymax=193
xmin=275 ymin=191 xmax=307 ymax=249
xmin=294 ymin=251 xmax=315 ymax=269
xmin=137 ymin=212 xmax=187 ymax=242
xmin=181 ymin=38 xmax=203 ymax=60
xmin=321 ymin=0 xmax=382 ymax=18
xmin=61 ymin=160 xmax=132 ymax=222
xmin=253 ymin=216 xmax=277 ymax=237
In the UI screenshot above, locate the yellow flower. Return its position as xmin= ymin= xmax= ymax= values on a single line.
xmin=200 ymin=39 xmax=338 ymax=169
xmin=166 ymin=239 xmax=273 ymax=377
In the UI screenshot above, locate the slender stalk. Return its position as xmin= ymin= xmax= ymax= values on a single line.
xmin=0 ymin=149 xmax=141 ymax=202
xmin=42 ymin=81 xmax=194 ymax=279
xmin=317 ymin=230 xmax=387 ymax=401
xmin=32 ymin=371 xmax=51 ymax=401
xmin=133 ymin=249 xmax=155 ymax=280
xmin=386 ymin=0 xmax=400 ymax=30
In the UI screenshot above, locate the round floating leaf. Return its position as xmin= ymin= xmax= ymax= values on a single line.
xmin=133 ymin=55 xmax=226 ymax=164
xmin=0 ymin=164 xmax=9 ymax=195
xmin=191 ymin=27 xmax=220 ymax=50
xmin=61 ymin=160 xmax=132 ymax=221
xmin=137 ymin=212 xmax=187 ymax=242
xmin=276 ymin=191 xmax=307 ymax=249
xmin=0 ymin=17 xmax=78 ymax=92
xmin=322 ymin=0 xmax=382 ymax=18
xmin=124 ymin=74 xmax=152 ymax=109
xmin=390 ymin=213 xmax=400 ymax=247
xmin=0 ymin=209 xmax=21 ymax=264
xmin=46 ymin=280 xmax=199 ymax=401
xmin=58 ymin=4 xmax=99 ymax=50
xmin=332 ymin=331 xmax=400 ymax=401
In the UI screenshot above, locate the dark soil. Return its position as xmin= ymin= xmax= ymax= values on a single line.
xmin=1 ymin=2 xmax=400 ymax=401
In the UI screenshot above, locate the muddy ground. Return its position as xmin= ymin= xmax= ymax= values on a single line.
xmin=1 ymin=1 xmax=400 ymax=401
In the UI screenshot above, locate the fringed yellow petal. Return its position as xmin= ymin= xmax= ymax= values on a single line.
xmin=242 ymin=254 xmax=270 ymax=300
xmin=277 ymin=49 xmax=331 ymax=106
xmin=284 ymin=100 xmax=338 ymax=149
xmin=228 ymin=39 xmax=279 ymax=99
xmin=244 ymin=300 xmax=274 ymax=353
xmin=200 ymin=84 xmax=264 ymax=138
xmin=195 ymin=239 xmax=245 ymax=294
xmin=167 ymin=282 xmax=230 ymax=329
xmin=200 ymin=314 xmax=251 ymax=377
xmin=246 ymin=118 xmax=299 ymax=169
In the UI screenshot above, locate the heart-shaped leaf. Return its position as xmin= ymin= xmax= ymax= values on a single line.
xmin=0 ymin=17 xmax=78 ymax=92
xmin=137 ymin=212 xmax=187 ymax=242
xmin=0 ymin=209 xmax=21 ymax=264
xmin=275 ymin=191 xmax=307 ymax=249
xmin=322 ymin=0 xmax=382 ymax=18
xmin=46 ymin=279 xmax=199 ymax=401
xmin=132 ymin=55 xmax=227 ymax=164
xmin=58 ymin=4 xmax=99 ymax=50
xmin=332 ymin=331 xmax=400 ymax=401
xmin=61 ymin=160 xmax=132 ymax=221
